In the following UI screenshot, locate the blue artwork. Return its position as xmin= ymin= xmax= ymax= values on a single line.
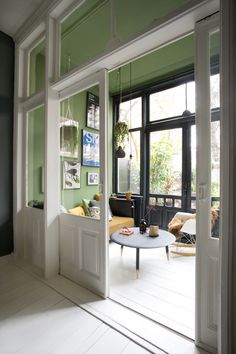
xmin=82 ymin=130 xmax=100 ymax=167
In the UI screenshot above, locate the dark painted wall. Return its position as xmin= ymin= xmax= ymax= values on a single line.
xmin=0 ymin=31 xmax=14 ymax=256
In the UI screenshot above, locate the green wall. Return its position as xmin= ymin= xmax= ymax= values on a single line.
xmin=61 ymin=86 xmax=100 ymax=210
xmin=109 ymin=34 xmax=194 ymax=94
xmin=60 ymin=0 xmax=192 ymax=75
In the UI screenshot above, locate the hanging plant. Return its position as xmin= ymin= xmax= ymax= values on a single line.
xmin=114 ymin=121 xmax=129 ymax=151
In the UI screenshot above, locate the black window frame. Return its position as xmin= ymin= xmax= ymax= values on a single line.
xmin=112 ymin=66 xmax=220 ymax=221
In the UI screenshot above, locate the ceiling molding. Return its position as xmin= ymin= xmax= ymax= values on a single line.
xmin=14 ymin=0 xmax=61 ymax=45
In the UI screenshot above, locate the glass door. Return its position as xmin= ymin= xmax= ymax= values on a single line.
xmin=59 ymin=70 xmax=109 ymax=297
xmin=195 ymin=14 xmax=220 ymax=351
xmin=149 ymin=127 xmax=182 ymax=209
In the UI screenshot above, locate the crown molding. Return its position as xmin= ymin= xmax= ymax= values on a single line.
xmin=13 ymin=0 xmax=61 ymax=45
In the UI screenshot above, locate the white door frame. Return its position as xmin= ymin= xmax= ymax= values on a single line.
xmin=219 ymin=0 xmax=236 ymax=353
xmin=15 ymin=0 xmax=233 ymax=350
xmin=195 ymin=13 xmax=220 ymax=353
xmin=58 ymin=70 xmax=109 ymax=297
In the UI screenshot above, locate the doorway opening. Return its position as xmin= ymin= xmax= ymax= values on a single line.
xmin=108 ymin=30 xmax=220 ymax=340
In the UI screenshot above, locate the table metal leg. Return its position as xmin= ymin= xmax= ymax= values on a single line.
xmin=136 ymin=248 xmax=140 ymax=278
xmin=165 ymin=246 xmax=169 ymax=261
xmin=120 ymin=245 xmax=124 ymax=256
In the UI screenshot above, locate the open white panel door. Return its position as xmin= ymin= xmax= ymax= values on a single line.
xmin=195 ymin=14 xmax=220 ymax=353
xmin=59 ymin=70 xmax=108 ymax=298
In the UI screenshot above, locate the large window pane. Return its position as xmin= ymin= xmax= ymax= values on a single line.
xmin=28 ymin=39 xmax=45 ymax=96
xmin=27 ymin=106 xmax=44 ymax=208
xmin=210 ymin=31 xmax=220 ymax=209
xmin=60 ymin=0 xmax=110 ymax=76
xmin=149 ymin=84 xmax=186 ymax=121
xmin=149 ymin=129 xmax=182 ymax=195
xmin=210 ymin=74 xmax=220 ymax=109
xmin=119 ymin=97 xmax=142 ymax=129
xmin=211 ymin=121 xmax=220 ymax=200
xmin=187 ymin=81 xmax=195 ymax=113
xmin=118 ymin=131 xmax=140 ymax=194
xmin=116 ymin=0 xmax=191 ymax=42
xmin=60 ymin=85 xmax=100 ymax=218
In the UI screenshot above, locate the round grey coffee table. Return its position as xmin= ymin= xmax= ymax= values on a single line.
xmin=111 ymin=227 xmax=175 ymax=277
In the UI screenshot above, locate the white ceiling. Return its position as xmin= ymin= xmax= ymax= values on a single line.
xmin=0 ymin=0 xmax=49 ymax=38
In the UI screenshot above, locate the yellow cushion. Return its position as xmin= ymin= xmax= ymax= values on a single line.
xmin=68 ymin=206 xmax=85 ymax=216
xmin=109 ymin=216 xmax=134 ymax=235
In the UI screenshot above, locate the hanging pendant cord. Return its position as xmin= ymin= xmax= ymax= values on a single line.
xmin=66 ymin=55 xmax=73 ymax=120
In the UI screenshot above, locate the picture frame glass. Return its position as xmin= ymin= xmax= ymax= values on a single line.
xmin=82 ymin=130 xmax=100 ymax=167
xmin=87 ymin=172 xmax=99 ymax=185
xmin=86 ymin=92 xmax=99 ymax=130
xmin=63 ymin=160 xmax=81 ymax=189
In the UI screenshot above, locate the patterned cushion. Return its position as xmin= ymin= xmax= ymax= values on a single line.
xmin=89 ymin=206 xmax=100 ymax=219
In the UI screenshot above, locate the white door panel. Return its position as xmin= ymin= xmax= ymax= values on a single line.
xmin=59 ymin=70 xmax=108 ymax=298
xmin=195 ymin=14 xmax=220 ymax=352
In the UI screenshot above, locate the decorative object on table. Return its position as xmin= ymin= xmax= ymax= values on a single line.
xmin=63 ymin=160 xmax=81 ymax=189
xmin=86 ymin=91 xmax=99 ymax=130
xmin=149 ymin=224 xmax=159 ymax=237
xmin=87 ymin=172 xmax=99 ymax=185
xmin=125 ymin=191 xmax=132 ymax=201
xmin=82 ymin=129 xmax=100 ymax=166
xmin=120 ymin=226 xmax=134 ymax=236
xmin=139 ymin=218 xmax=147 ymax=234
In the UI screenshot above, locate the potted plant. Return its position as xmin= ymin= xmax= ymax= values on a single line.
xmin=114 ymin=121 xmax=129 ymax=158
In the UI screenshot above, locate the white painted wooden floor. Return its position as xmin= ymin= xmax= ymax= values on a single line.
xmin=0 ymin=259 xmax=152 ymax=354
xmin=0 ymin=255 xmax=209 ymax=354
xmin=109 ymin=241 xmax=195 ymax=339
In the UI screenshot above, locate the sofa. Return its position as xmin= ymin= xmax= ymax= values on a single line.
xmin=66 ymin=197 xmax=136 ymax=235
xmin=108 ymin=198 xmax=135 ymax=235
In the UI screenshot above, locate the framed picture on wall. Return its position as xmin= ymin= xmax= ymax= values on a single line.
xmin=87 ymin=172 xmax=99 ymax=185
xmin=82 ymin=130 xmax=100 ymax=167
xmin=63 ymin=160 xmax=81 ymax=189
xmin=86 ymin=92 xmax=99 ymax=130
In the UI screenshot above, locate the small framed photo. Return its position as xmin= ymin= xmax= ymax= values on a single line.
xmin=63 ymin=160 xmax=81 ymax=189
xmin=87 ymin=172 xmax=99 ymax=185
xmin=86 ymin=92 xmax=99 ymax=130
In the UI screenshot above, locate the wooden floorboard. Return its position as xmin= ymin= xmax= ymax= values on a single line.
xmin=0 ymin=261 xmax=153 ymax=354
xmin=44 ymin=268 xmax=209 ymax=354
xmin=0 ymin=257 xmax=210 ymax=354
xmin=109 ymin=242 xmax=195 ymax=339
